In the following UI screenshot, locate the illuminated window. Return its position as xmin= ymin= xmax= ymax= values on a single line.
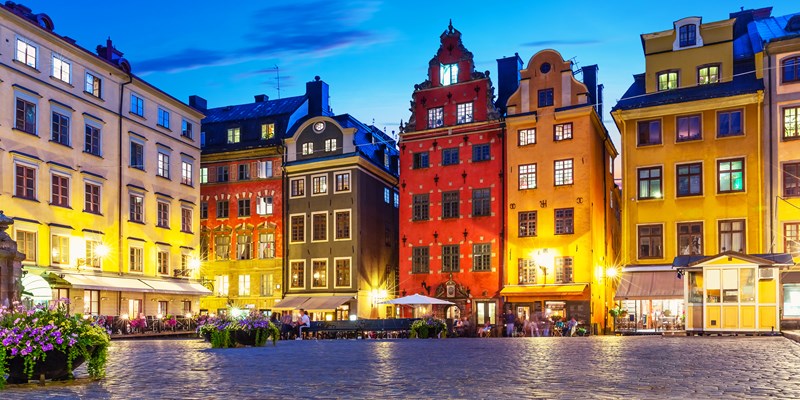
xmin=719 ymin=220 xmax=745 ymax=252
xmin=157 ymin=152 xmax=170 ymax=178
xmin=181 ymin=208 xmax=192 ymax=233
xmin=784 ymin=106 xmax=800 ymax=139
xmin=518 ymin=259 xmax=536 ymax=284
xmin=518 ymin=211 xmax=536 ymax=237
xmin=554 ymin=123 xmax=572 ymax=141
xmin=290 ymin=178 xmax=305 ymax=197
xmin=312 ymin=175 xmax=328 ymax=194
xmin=717 ymin=158 xmax=744 ymax=193
xmin=52 ymin=54 xmax=71 ymax=83
xmin=637 ymin=166 xmax=662 ymax=200
xmin=237 ymin=233 xmax=252 ymax=260
xmin=215 ymin=234 xmax=230 ymax=260
xmin=555 ymin=257 xmax=573 ymax=283
xmin=335 ymin=172 xmax=351 ymax=192
xmin=302 ymin=142 xmax=314 ymax=155
xmin=312 ymin=260 xmax=327 ymax=288
xmin=554 ymin=159 xmax=573 ymax=186
xmin=290 ymin=261 xmax=305 ymax=288
xmin=238 ymin=275 xmax=250 ymax=296
xmin=427 ymin=107 xmax=444 ymax=128
xmin=129 ymin=246 xmax=143 ymax=272
xmin=440 ymin=63 xmax=458 ymax=86
xmin=227 ymin=127 xmax=240 ymax=143
xmin=676 ymin=114 xmax=702 ymax=141
xmin=335 ymin=259 xmax=351 ymax=287
xmin=518 ymin=129 xmax=536 ymax=146
xmin=519 ymin=164 xmax=537 ymax=190
xmin=261 ymin=123 xmax=275 ymax=140
xmin=85 ymin=72 xmax=102 ymax=97
xmin=16 ymin=38 xmax=37 ymax=68
xmin=258 ymin=233 xmax=275 ymax=259
xmin=51 ymin=234 xmax=69 ymax=264
xmin=16 ymin=230 xmax=36 ymax=263
xmin=698 ymin=65 xmax=719 ymax=85
xmin=657 ymin=71 xmax=679 ymax=91
xmin=182 ymin=161 xmax=193 ymax=186
xmin=457 ymin=102 xmax=473 ymax=124
xmin=325 ymin=139 xmax=337 ymax=152
xmin=784 ymin=223 xmax=800 ymax=254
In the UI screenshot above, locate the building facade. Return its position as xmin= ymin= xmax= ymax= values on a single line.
xmin=280 ymin=78 xmax=400 ymax=320
xmin=398 ymin=23 xmax=505 ymax=325
xmin=0 ymin=3 xmax=208 ymax=319
xmin=501 ymin=49 xmax=620 ymax=333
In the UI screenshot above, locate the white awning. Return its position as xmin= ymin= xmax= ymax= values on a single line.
xmin=303 ymin=296 xmax=354 ymax=312
xmin=139 ymin=279 xmax=212 ymax=295
xmin=21 ymin=273 xmax=52 ymax=304
xmin=272 ymin=296 xmax=311 ymax=310
xmin=61 ymin=273 xmax=153 ymax=292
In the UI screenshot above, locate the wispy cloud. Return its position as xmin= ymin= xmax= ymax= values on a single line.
xmin=521 ymin=39 xmax=601 ymax=47
xmin=135 ymin=0 xmax=384 ymax=74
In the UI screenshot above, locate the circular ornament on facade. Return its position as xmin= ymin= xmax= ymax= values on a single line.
xmin=313 ymin=121 xmax=325 ymax=132
xmin=540 ymin=62 xmax=551 ymax=74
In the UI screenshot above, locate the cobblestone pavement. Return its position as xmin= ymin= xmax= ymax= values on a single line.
xmin=3 ymin=336 xmax=800 ymax=399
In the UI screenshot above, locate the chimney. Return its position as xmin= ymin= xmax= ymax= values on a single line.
xmin=254 ymin=94 xmax=269 ymax=103
xmin=95 ymin=37 xmax=124 ymax=62
xmin=189 ymin=95 xmax=207 ymax=112
xmin=306 ymin=76 xmax=330 ymax=117
xmin=495 ymin=53 xmax=523 ymax=115
xmin=581 ymin=65 xmax=601 ymax=115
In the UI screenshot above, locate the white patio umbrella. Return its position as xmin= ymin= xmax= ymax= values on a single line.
xmin=379 ymin=293 xmax=455 ymax=306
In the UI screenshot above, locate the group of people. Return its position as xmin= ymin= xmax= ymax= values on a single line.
xmin=270 ymin=309 xmax=311 ymax=340
xmin=502 ymin=310 xmax=580 ymax=337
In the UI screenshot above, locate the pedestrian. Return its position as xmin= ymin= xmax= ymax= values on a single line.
xmin=296 ymin=309 xmax=311 ymax=340
xmin=281 ymin=311 xmax=294 ymax=339
xmin=505 ymin=309 xmax=516 ymax=337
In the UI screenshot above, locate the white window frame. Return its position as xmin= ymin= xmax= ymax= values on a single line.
xmin=334 ymin=209 xmax=352 ymax=241
xmin=289 ymin=260 xmax=306 ymax=289
xmin=310 ymin=258 xmax=328 ymax=288
xmin=289 ymin=177 xmax=306 ymax=198
xmin=16 ymin=36 xmax=38 ymax=68
xmin=519 ymin=128 xmax=536 ymax=146
xmin=85 ymin=70 xmax=102 ymax=98
xmin=200 ymin=167 xmax=208 ymax=184
xmin=302 ymin=142 xmax=314 ymax=155
xmin=324 ymin=138 xmax=337 ymax=152
xmin=256 ymin=196 xmax=273 ymax=215
xmin=51 ymin=53 xmax=71 ymax=84
xmin=334 ymin=171 xmax=352 ymax=193
xmin=157 ymin=107 xmax=171 ymax=129
xmin=333 ymin=257 xmax=352 ymax=289
xmin=310 ymin=211 xmax=328 ymax=243
xmin=49 ymin=170 xmax=71 ymax=208
xmin=238 ymin=274 xmax=251 ymax=296
xmin=289 ymin=213 xmax=306 ymax=244
xmin=181 ymin=159 xmax=193 ymax=186
xmin=50 ymin=104 xmax=72 ymax=146
xmin=13 ymin=158 xmax=39 ymax=200
xmin=311 ymin=173 xmax=328 ymax=196
xmin=157 ymin=150 xmax=170 ymax=178
xmin=130 ymin=93 xmax=145 ymax=117
xmin=128 ymin=243 xmax=144 ymax=273
xmin=156 ymin=199 xmax=170 ymax=228
xmin=227 ymin=127 xmax=240 ymax=143
xmin=14 ymin=90 xmax=39 ymax=136
xmin=84 ymin=118 xmax=103 ymax=157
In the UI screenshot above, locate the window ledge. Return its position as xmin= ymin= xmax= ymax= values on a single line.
xmin=49 ymin=76 xmax=74 ymax=88
xmin=82 ymin=151 xmax=103 ymax=159
xmin=12 ymin=59 xmax=40 ymax=73
xmin=48 ymin=139 xmax=72 ymax=149
xmin=13 ymin=195 xmax=39 ymax=202
xmin=128 ymin=220 xmax=146 ymax=225
xmin=128 ymin=111 xmax=146 ymax=120
xmin=156 ymin=175 xmax=172 ymax=181
xmin=83 ymin=210 xmax=103 ymax=216
xmin=12 ymin=127 xmax=38 ymax=137
xmin=83 ymin=91 xmax=104 ymax=101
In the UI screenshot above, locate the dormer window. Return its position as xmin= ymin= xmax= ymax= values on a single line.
xmin=657 ymin=71 xmax=679 ymax=91
xmin=698 ymin=64 xmax=720 ymax=85
xmin=673 ymin=17 xmax=703 ymax=51
xmin=679 ymin=24 xmax=696 ymax=47
xmin=440 ymin=63 xmax=458 ymax=86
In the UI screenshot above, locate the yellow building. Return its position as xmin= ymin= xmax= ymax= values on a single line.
xmin=611 ymin=11 xmax=770 ymax=332
xmin=0 ymin=3 xmax=208 ymax=320
xmin=501 ymin=50 xmax=620 ymax=333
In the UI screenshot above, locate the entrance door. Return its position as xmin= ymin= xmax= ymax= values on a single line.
xmin=446 ymin=305 xmax=461 ymax=319
xmin=516 ymin=306 xmax=530 ymax=321
xmin=129 ymin=299 xmax=143 ymax=318
xmin=475 ymin=301 xmax=496 ymax=325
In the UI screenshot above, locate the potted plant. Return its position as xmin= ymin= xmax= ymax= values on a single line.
xmin=197 ymin=310 xmax=279 ymax=348
xmin=163 ymin=315 xmax=178 ymax=331
xmin=410 ymin=318 xmax=446 ymax=339
xmin=0 ymin=301 xmax=110 ymax=387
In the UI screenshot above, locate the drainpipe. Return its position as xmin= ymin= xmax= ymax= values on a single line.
xmin=280 ymin=139 xmax=288 ymax=300
xmin=118 ymin=73 xmax=133 ymax=317
xmin=499 ymin=118 xmax=506 ymax=320
xmin=767 ymin=53 xmax=774 ymax=252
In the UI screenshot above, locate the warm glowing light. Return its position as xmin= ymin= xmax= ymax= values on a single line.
xmin=157 ymin=313 xmax=163 ymax=319
xmin=121 ymin=313 xmax=129 ymax=320
xmin=82 ymin=314 xmax=90 ymax=320
xmin=325 ymin=314 xmax=333 ymax=321
xmin=606 ymin=267 xmax=618 ymax=278
xmin=349 ymin=314 xmax=357 ymax=321
xmin=379 ymin=289 xmax=387 ymax=299
xmin=95 ymin=244 xmax=111 ymax=258
xmin=185 ymin=313 xmax=192 ymax=319
xmin=188 ymin=257 xmax=201 ymax=270
xmin=209 ymin=313 xmax=216 ymax=317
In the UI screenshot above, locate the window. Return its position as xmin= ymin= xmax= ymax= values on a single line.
xmin=335 ymin=259 xmax=351 ymax=287
xmin=214 ymin=275 xmax=229 ymax=296
xmin=85 ymin=72 xmax=102 ymax=97
xmin=718 ymin=158 xmax=744 ymax=193
xmin=783 ymin=56 xmax=800 ymax=83
xmin=472 ymin=188 xmax=491 ymax=216
xmin=181 ymin=161 xmax=193 ymax=186
xmin=657 ymin=71 xmax=678 ymax=91
xmin=784 ymin=106 xmax=800 ymax=139
xmin=301 ymin=142 xmax=314 ymax=155
xmin=83 ymin=290 xmax=100 ymax=316
xmin=129 ymin=246 xmax=143 ymax=272
xmin=677 ymin=163 xmax=703 ymax=196
xmin=638 ymin=225 xmax=663 ymax=259
xmin=440 ymin=63 xmax=458 ymax=86
xmin=237 ymin=233 xmax=252 ymax=260
xmin=427 ymin=107 xmax=444 ymax=129
xmin=157 ymin=108 xmax=170 ymax=128
xmin=51 ymin=112 xmax=70 ymax=146
xmin=638 ymin=167 xmax=663 ymax=200
xmin=457 ymin=102 xmax=473 ymax=124
xmin=157 ymin=251 xmax=169 ymax=275
xmin=129 ymin=194 xmax=144 ymax=222
xmin=519 ymin=163 xmax=537 ymax=190
xmin=538 ymin=88 xmax=554 ymax=107
xmin=676 ymin=114 xmax=702 ymax=142
xmin=784 ymin=162 xmax=800 ymax=197
xmin=181 ymin=208 xmax=192 ymax=233
xmin=258 ymin=233 xmax=275 ymax=259
xmin=179 ymin=120 xmax=193 ymax=139
xmin=717 ymin=110 xmax=743 ymax=137
xmin=238 ymin=275 xmax=250 ymax=296
xmin=442 ymin=191 xmax=459 ymax=219
xmin=130 ymin=141 xmax=144 ymax=170
xmin=412 ymin=247 xmax=430 ymax=273
xmin=16 ymin=38 xmax=37 ymax=68
xmin=15 ymin=98 xmax=36 ymax=134
xmin=637 ymin=120 xmax=662 ymax=146
xmin=698 ymin=65 xmax=720 ymax=85
xmin=290 ymin=178 xmax=305 ymax=197
xmin=157 ymin=152 xmax=170 ymax=178
xmin=554 ymin=159 xmax=574 ymax=186
xmin=256 ymin=196 xmax=273 ymax=215
xmin=555 ymin=257 xmax=573 ymax=283
xmin=215 ymin=235 xmax=230 ymax=260
xmin=84 ymin=124 xmax=101 ymax=156
xmin=216 ymin=166 xmax=229 ymax=182
xmin=201 ymin=132 xmax=206 ymax=147
xmin=677 ymin=222 xmax=703 ymax=255
xmin=518 ymin=259 xmax=536 ymax=284
xmin=15 ymin=164 xmax=37 ymax=200
xmin=413 ymin=152 xmax=429 ymax=169
xmin=679 ymin=24 xmax=697 ymax=47
xmin=518 ymin=128 xmax=536 ymax=146
xmin=518 ymin=211 xmax=537 ymax=237
xmin=291 ymin=215 xmax=305 ymax=242
xmin=554 ymin=208 xmax=574 ymax=234
xmin=157 ymin=201 xmax=170 ymax=228
xmin=238 ymin=163 xmax=250 ymax=181
xmin=84 ymin=182 xmax=100 ymax=214
xmin=472 ymin=243 xmax=491 ymax=271
xmin=312 ymin=175 xmax=328 ymax=195
xmin=227 ymin=127 xmax=240 ymax=143
xmin=256 ymin=161 xmax=273 ymax=178
xmin=261 ymin=123 xmax=275 ymax=140
xmin=290 ymin=261 xmax=305 ymax=288
xmin=52 ymin=54 xmax=71 ymax=83
xmin=312 ymin=213 xmax=327 ymax=241
xmin=200 ymin=202 xmax=208 ymax=219
xmin=785 ymin=223 xmax=800 ymax=254
xmin=324 ymin=139 xmax=337 ymax=152
xmin=130 ymin=94 xmax=144 ymax=117
xmin=412 ymin=194 xmax=429 ymax=221
xmin=51 ymin=174 xmax=69 ymax=207
xmin=330 ymin=211 xmax=349 ymax=241
xmin=216 ymin=200 xmax=229 ymax=218
xmin=384 ymin=188 xmax=390 ymax=203
xmin=335 ymin=172 xmax=350 ymax=192
xmin=719 ymin=219 xmax=745 ymax=252
xmin=238 ymin=198 xmax=250 ymax=217
xmin=472 ymin=144 xmax=490 ymax=162
xmin=49 ymin=234 xmax=69 ymax=265
xmin=16 ymin=230 xmax=36 ymax=263
xmin=312 ymin=260 xmax=327 ymax=288
xmin=442 ymin=148 xmax=459 ymax=166
xmin=554 ymin=123 xmax=572 ymax=141
xmin=442 ymin=245 xmax=460 ymax=272
xmin=394 ymin=192 xmax=399 ymax=208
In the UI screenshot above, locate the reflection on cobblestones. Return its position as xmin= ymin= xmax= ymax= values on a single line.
xmin=3 ymin=336 xmax=800 ymax=399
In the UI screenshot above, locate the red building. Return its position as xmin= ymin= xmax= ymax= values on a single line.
xmin=399 ymin=23 xmax=506 ymax=326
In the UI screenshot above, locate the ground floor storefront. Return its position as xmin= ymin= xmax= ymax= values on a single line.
xmin=500 ymin=284 xmax=597 ymax=334
xmin=781 ymin=271 xmax=800 ymax=330
xmin=614 ymin=268 xmax=685 ymax=333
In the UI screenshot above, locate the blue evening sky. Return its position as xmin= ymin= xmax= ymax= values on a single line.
xmin=24 ymin=1 xmax=793 ymax=148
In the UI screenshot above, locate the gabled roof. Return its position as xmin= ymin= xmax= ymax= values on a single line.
xmin=673 ymin=251 xmax=794 ymax=269
xmin=202 ymin=96 xmax=306 ymax=124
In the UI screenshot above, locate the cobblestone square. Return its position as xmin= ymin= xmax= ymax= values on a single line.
xmin=3 ymin=336 xmax=800 ymax=399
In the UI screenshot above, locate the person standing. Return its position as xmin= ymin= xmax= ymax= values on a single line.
xmin=505 ymin=309 xmax=516 ymax=337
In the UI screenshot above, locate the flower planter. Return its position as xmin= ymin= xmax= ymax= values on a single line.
xmin=234 ymin=330 xmax=258 ymax=346
xmin=5 ymin=348 xmax=90 ymax=384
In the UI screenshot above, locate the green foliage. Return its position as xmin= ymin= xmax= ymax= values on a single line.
xmin=410 ymin=318 xmax=446 ymax=339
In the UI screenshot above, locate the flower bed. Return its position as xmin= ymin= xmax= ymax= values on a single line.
xmin=0 ymin=301 xmax=110 ymax=387
xmin=410 ymin=318 xmax=446 ymax=339
xmin=197 ymin=311 xmax=279 ymax=348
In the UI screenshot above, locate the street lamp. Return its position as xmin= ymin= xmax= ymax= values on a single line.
xmin=604 ymin=266 xmax=619 ymax=334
